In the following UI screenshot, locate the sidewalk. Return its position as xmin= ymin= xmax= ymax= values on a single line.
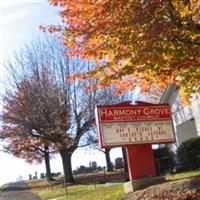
xmin=0 ymin=181 xmax=40 ymax=200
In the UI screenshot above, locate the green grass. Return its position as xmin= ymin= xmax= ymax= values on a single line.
xmin=27 ymin=177 xmax=63 ymax=190
xmin=33 ymin=184 xmax=124 ymax=200
xmin=166 ymin=170 xmax=200 ymax=181
xmin=30 ymin=169 xmax=200 ymax=200
xmin=27 ymin=178 xmax=47 ymax=185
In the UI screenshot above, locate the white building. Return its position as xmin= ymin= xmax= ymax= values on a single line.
xmin=159 ymin=84 xmax=200 ymax=149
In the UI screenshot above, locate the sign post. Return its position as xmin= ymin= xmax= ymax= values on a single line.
xmin=126 ymin=143 xmax=156 ymax=180
xmin=95 ymin=101 xmax=175 ymax=191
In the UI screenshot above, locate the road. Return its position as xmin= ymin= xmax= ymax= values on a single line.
xmin=0 ymin=181 xmax=40 ymax=200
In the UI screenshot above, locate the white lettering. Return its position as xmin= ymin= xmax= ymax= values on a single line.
xmin=108 ymin=110 xmax=114 ymax=116
xmin=143 ymin=107 xmax=170 ymax=115
xmin=100 ymin=109 xmax=108 ymax=117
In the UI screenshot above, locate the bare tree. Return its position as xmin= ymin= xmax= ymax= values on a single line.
xmin=1 ymin=35 xmax=109 ymax=183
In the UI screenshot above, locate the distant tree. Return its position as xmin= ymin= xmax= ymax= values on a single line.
xmin=153 ymin=146 xmax=174 ymax=175
xmin=121 ymin=147 xmax=128 ymax=174
xmin=104 ymin=148 xmax=113 ymax=172
xmin=46 ymin=0 xmax=200 ymax=102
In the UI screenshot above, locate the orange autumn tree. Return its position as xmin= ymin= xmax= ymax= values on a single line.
xmin=0 ymin=126 xmax=55 ymax=181
xmin=47 ymin=0 xmax=200 ymax=100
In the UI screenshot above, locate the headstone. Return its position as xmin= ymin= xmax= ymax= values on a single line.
xmin=40 ymin=173 xmax=45 ymax=179
xmin=115 ymin=157 xmax=123 ymax=169
xmin=92 ymin=161 xmax=97 ymax=170
xmin=29 ymin=174 xmax=32 ymax=180
xmin=35 ymin=171 xmax=38 ymax=179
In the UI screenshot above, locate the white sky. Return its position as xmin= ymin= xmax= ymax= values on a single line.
xmin=0 ymin=0 xmax=123 ymax=186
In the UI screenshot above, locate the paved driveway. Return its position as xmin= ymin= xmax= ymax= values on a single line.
xmin=0 ymin=181 xmax=40 ymax=200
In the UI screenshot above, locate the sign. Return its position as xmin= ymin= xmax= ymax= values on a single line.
xmin=95 ymin=102 xmax=175 ymax=147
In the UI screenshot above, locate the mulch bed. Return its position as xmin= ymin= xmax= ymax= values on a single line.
xmin=125 ymin=176 xmax=200 ymax=200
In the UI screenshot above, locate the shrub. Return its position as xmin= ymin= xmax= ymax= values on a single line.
xmin=177 ymin=137 xmax=200 ymax=171
xmin=153 ymin=146 xmax=174 ymax=175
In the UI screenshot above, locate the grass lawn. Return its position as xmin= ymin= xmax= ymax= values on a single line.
xmin=166 ymin=170 xmax=200 ymax=181
xmin=30 ymin=169 xmax=200 ymax=200
xmin=33 ymin=184 xmax=124 ymax=200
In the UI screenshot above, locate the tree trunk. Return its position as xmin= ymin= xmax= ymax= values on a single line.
xmin=60 ymin=148 xmax=75 ymax=184
xmin=122 ymin=147 xmax=129 ymax=181
xmin=44 ymin=145 xmax=53 ymax=181
xmin=105 ymin=148 xmax=113 ymax=172
xmin=122 ymin=147 xmax=128 ymax=173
